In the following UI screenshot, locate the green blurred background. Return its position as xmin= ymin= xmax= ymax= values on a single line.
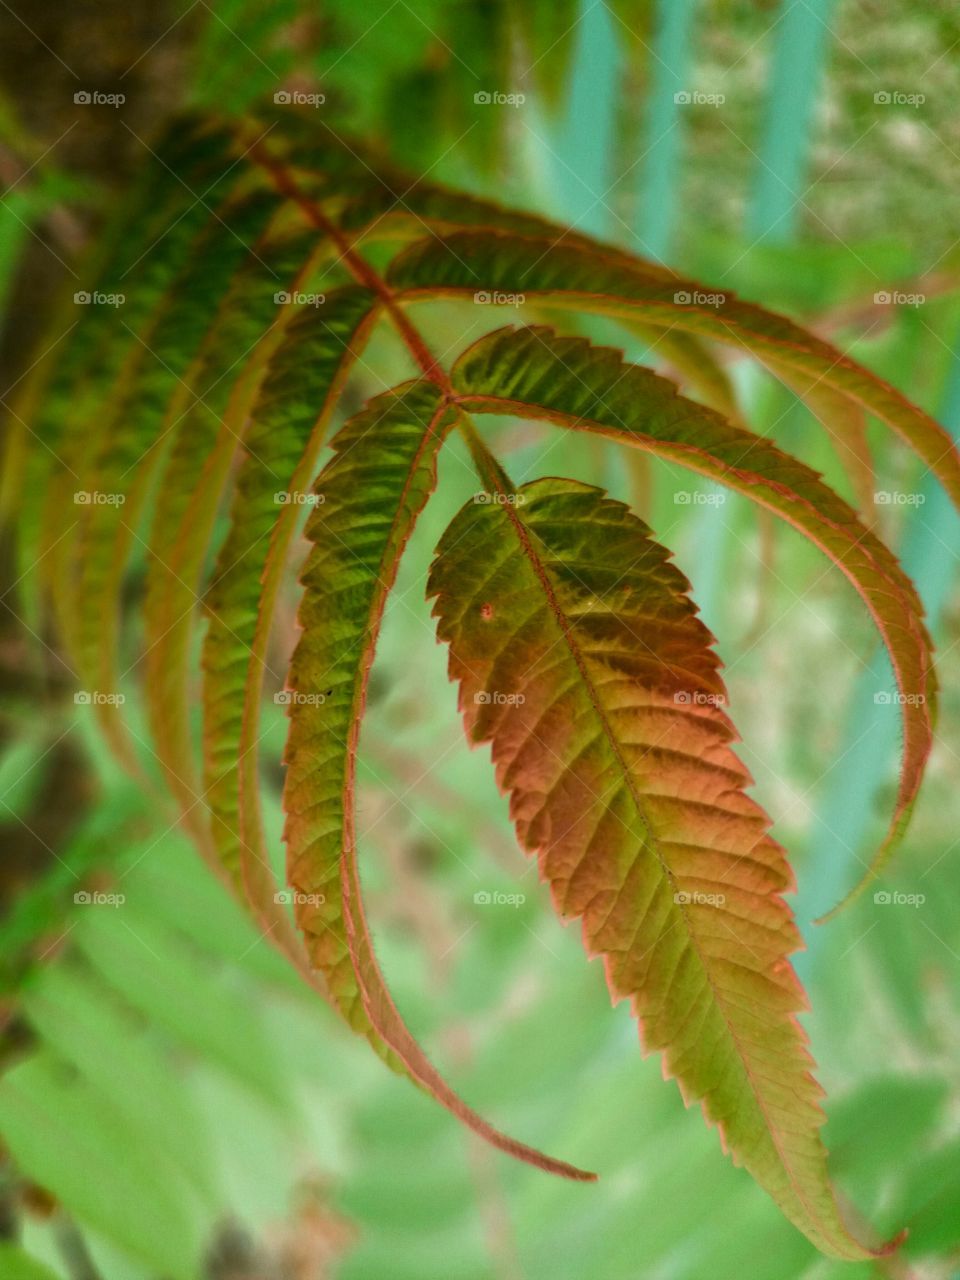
xmin=0 ymin=1 xmax=959 ymax=1277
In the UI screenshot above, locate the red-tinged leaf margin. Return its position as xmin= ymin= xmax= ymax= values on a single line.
xmin=427 ymin=470 xmax=906 ymax=1260
xmin=446 ymin=325 xmax=936 ymax=917
xmin=281 ymin=380 xmax=596 ymax=1182
xmin=225 ymin=291 xmax=381 ymax=971
xmin=386 ymin=229 xmax=960 ymax=511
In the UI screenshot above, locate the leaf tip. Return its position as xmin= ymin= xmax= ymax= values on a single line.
xmin=873 ymin=1225 xmax=909 ymax=1258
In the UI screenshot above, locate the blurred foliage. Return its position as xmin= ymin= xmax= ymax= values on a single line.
xmin=0 ymin=1 xmax=958 ymax=1277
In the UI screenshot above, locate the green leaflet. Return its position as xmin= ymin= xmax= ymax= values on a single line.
xmin=142 ymin=228 xmax=328 ymax=853
xmin=281 ymin=382 xmax=592 ymax=1180
xmin=66 ymin=191 xmax=284 ymax=766
xmin=449 ymin=325 xmax=935 ymax=906
xmin=387 ymin=228 xmax=960 ymax=509
xmin=427 ymin=477 xmax=896 ymax=1260
xmin=9 ymin=120 xmax=236 ymax=479
xmin=1 ymin=122 xmax=233 ymax=620
xmin=202 ymin=285 xmax=377 ymax=900
xmin=35 ymin=123 xmax=245 ymax=616
xmin=282 ymin=382 xmax=453 ymax=1030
